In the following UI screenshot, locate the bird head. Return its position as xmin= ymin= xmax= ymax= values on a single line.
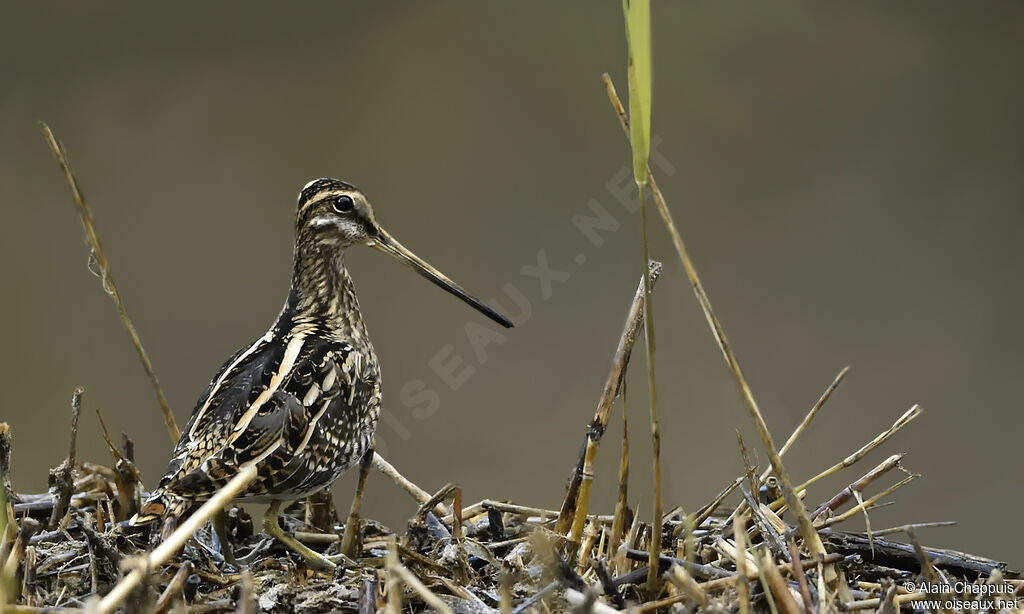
xmin=296 ymin=178 xmax=512 ymax=328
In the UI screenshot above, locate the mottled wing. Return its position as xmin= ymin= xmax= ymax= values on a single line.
xmin=151 ymin=332 xmax=377 ymax=502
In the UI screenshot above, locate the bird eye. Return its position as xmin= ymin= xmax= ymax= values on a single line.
xmin=333 ymin=195 xmax=354 ymax=213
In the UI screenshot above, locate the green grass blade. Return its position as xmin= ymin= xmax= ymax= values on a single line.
xmin=623 ymin=0 xmax=652 ymax=186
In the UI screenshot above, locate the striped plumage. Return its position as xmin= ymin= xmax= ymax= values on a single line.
xmin=132 ymin=179 xmax=511 ymax=557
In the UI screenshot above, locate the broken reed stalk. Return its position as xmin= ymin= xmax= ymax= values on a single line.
xmin=761 ymin=550 xmax=803 ymax=614
xmin=818 ymin=473 xmax=919 ymax=528
xmin=787 ymin=539 xmax=814 ymax=613
xmin=759 ymin=366 xmax=850 ymax=484
xmin=602 ymin=74 xmax=832 ymax=578
xmin=94 ymin=465 xmax=257 ymax=614
xmin=555 ymin=260 xmax=663 ymax=542
xmin=388 ymin=556 xmax=454 ymax=614
xmin=607 ymin=388 xmax=630 ymax=573
xmin=340 ymin=447 xmax=375 ymax=558
xmin=638 ymin=553 xmax=849 ymax=613
xmin=153 ymin=561 xmax=193 ymax=614
xmin=732 ymin=513 xmax=750 ymax=614
xmin=371 ymin=453 xmax=449 ymax=517
xmin=638 ymin=217 xmax=663 ymax=594
xmin=782 ymin=405 xmax=922 ymax=508
xmin=809 ymin=453 xmax=904 ymax=520
xmin=40 ymin=123 xmax=180 ymax=446
xmin=47 ymin=388 xmax=83 ymax=529
xmin=384 ymin=536 xmax=404 ymax=614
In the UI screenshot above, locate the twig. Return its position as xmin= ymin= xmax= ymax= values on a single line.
xmin=480 ymin=500 xmax=559 ymax=520
xmin=499 ymin=567 xmax=513 ymax=614
xmin=810 ymin=454 xmax=904 ymax=520
xmin=635 ymin=553 xmax=850 ymax=612
xmin=755 ymin=549 xmax=781 ymax=614
xmin=760 ymin=366 xmax=850 ymax=483
xmin=638 ymin=207 xmax=662 ymax=595
xmin=40 ymin=122 xmax=180 ymax=445
xmin=93 ymin=409 xmax=143 ymax=522
xmin=94 ymin=465 xmax=257 ymax=614
xmin=762 ymin=550 xmax=804 ymax=614
xmin=48 ymin=388 xmax=83 ymax=529
xmin=868 ymin=522 xmax=956 ymax=537
xmin=739 ymin=487 xmax=788 ymax=561
xmin=390 ymin=563 xmax=454 ymax=614
xmin=784 ymin=406 xmax=922 ymax=506
xmin=340 ymin=447 xmax=374 ymax=557
xmin=603 ymin=75 xmax=832 ymax=580
xmin=564 ymin=588 xmax=619 ymax=614
xmin=154 ymin=561 xmax=193 ymax=614
xmin=607 ymin=388 xmax=630 ymax=571
xmin=819 ymin=529 xmax=1010 ymax=580
xmin=511 ymin=580 xmax=558 ymax=614
xmin=371 ymin=452 xmax=449 ymax=517
xmin=556 ymin=261 xmax=662 ymax=543
xmin=383 ymin=536 xmax=403 ymax=614
xmin=234 ymin=570 xmax=255 ymax=614
xmin=734 ymin=513 xmax=750 ymax=614
xmin=788 ymin=539 xmax=813 ymax=614
xmin=817 ymin=475 xmax=918 ymax=528
xmin=665 ymin=564 xmax=707 ymax=607
xmin=21 ymin=545 xmax=37 ymax=606
xmin=684 ymin=478 xmax=741 ymax=538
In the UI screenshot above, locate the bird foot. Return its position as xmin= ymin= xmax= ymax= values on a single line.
xmin=263 ymin=501 xmax=349 ymax=571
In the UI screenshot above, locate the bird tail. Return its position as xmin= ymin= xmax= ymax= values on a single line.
xmin=130 ymin=490 xmax=191 ymax=540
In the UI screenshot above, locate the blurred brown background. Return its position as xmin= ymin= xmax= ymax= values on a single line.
xmin=1 ymin=3 xmax=1021 ymax=565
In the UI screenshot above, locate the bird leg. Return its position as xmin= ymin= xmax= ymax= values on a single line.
xmin=211 ymin=509 xmax=238 ymax=566
xmin=263 ymin=500 xmax=341 ymax=570
xmin=340 ymin=446 xmax=374 ymax=557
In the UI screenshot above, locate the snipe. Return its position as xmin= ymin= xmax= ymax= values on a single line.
xmin=131 ymin=179 xmax=512 ymax=568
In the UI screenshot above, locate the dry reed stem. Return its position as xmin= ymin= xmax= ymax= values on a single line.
xmin=383 ymin=537 xmax=402 ymax=614
xmin=389 ymin=561 xmax=454 ymax=614
xmin=680 ymin=478 xmax=741 ymax=540
xmin=153 ymin=562 xmax=192 ymax=614
xmin=636 ymin=553 xmax=848 ymax=612
xmin=94 ymin=465 xmax=257 ymax=614
xmin=40 ymin=123 xmax=180 ymax=446
xmin=665 ymin=564 xmax=707 ymax=607
xmin=565 ymin=588 xmax=619 ymax=614
xmin=371 ymin=453 xmax=449 ymax=517
xmin=783 ymin=405 xmax=922 ymax=506
xmin=607 ymin=390 xmax=630 ymax=573
xmin=733 ymin=513 xmax=750 ymax=614
xmin=235 ymin=570 xmax=255 ymax=614
xmin=556 ymin=261 xmax=663 ymax=542
xmin=760 ymin=366 xmax=850 ymax=484
xmin=787 ymin=539 xmax=814 ymax=613
xmin=868 ymin=521 xmax=956 ymax=537
xmin=340 ymin=448 xmax=374 ymax=558
xmin=499 ymin=568 xmax=513 ymax=614
xmin=810 ymin=454 xmax=904 ymax=520
xmin=48 ymin=389 xmax=82 ymax=529
xmin=761 ymin=550 xmax=804 ymax=614
xmin=601 ymin=75 xmax=831 ymax=578
xmin=754 ymin=550 xmax=781 ymax=614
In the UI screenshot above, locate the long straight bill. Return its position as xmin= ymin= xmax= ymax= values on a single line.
xmin=371 ymin=228 xmax=513 ymax=328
